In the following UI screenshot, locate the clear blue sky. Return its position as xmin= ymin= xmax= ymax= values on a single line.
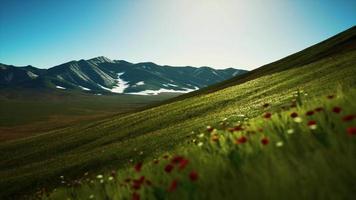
xmin=0 ymin=0 xmax=355 ymax=70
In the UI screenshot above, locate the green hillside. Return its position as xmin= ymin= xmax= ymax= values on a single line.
xmin=0 ymin=27 xmax=356 ymax=199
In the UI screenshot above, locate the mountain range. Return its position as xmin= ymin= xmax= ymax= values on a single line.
xmin=0 ymin=58 xmax=246 ymax=95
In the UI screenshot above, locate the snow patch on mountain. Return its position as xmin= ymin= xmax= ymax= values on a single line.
xmin=136 ymin=81 xmax=144 ymax=86
xmin=97 ymin=73 xmax=129 ymax=93
xmin=111 ymin=72 xmax=129 ymax=93
xmin=128 ymin=87 xmax=199 ymax=96
xmin=79 ymin=86 xmax=91 ymax=91
xmin=56 ymin=86 xmax=66 ymax=89
xmin=163 ymin=83 xmax=179 ymax=88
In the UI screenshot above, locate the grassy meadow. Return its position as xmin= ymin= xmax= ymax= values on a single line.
xmin=41 ymin=89 xmax=356 ymax=200
xmin=0 ymin=91 xmax=176 ymax=141
xmin=0 ymin=27 xmax=355 ymax=199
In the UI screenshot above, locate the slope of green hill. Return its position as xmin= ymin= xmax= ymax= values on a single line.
xmin=0 ymin=27 xmax=355 ymax=199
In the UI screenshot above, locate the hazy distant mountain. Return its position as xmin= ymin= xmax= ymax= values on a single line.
xmin=0 ymin=57 xmax=247 ymax=95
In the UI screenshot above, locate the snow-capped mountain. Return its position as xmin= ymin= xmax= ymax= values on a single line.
xmin=0 ymin=57 xmax=247 ymax=95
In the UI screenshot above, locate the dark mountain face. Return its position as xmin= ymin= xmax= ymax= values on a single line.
xmin=0 ymin=57 xmax=247 ymax=95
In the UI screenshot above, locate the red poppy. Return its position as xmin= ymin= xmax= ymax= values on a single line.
xmin=189 ymin=171 xmax=199 ymax=181
xmin=342 ymin=115 xmax=355 ymax=122
xmin=347 ymin=127 xmax=356 ymax=136
xmin=332 ymin=106 xmax=342 ymax=113
xmin=263 ymin=103 xmax=270 ymax=108
xmin=178 ymin=159 xmax=189 ymax=170
xmin=307 ymin=120 xmax=316 ymax=126
xmin=168 ymin=179 xmax=178 ymax=192
xmin=164 ymin=164 xmax=174 ymax=173
xmin=263 ymin=112 xmax=272 ymax=119
xmin=132 ymin=176 xmax=145 ymax=190
xmin=132 ymin=192 xmax=140 ymax=200
xmin=134 ymin=162 xmax=143 ymax=172
xmin=327 ymin=95 xmax=335 ymax=99
xmin=306 ymin=111 xmax=314 ymax=116
xmin=171 ymin=156 xmax=184 ymax=164
xmin=314 ymin=107 xmax=324 ymax=112
xmin=236 ymin=136 xmax=247 ymax=144
xmin=290 ymin=112 xmax=298 ymax=118
xmin=261 ymin=137 xmax=269 ymax=145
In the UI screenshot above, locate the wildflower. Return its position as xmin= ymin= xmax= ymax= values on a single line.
xmin=96 ymin=175 xmax=103 ymax=179
xmin=134 ymin=162 xmax=143 ymax=172
xmin=263 ymin=112 xmax=272 ymax=119
xmin=60 ymin=176 xmax=64 ymax=179
xmin=314 ymin=107 xmax=324 ymax=112
xmin=198 ymin=133 xmax=204 ymax=138
xmin=290 ymin=112 xmax=298 ymax=118
xmin=236 ymin=136 xmax=247 ymax=144
xmin=168 ymin=180 xmax=178 ymax=192
xmin=100 ymin=179 xmax=104 ymax=184
xmin=129 ymin=159 xmax=134 ymax=163
xmin=287 ymin=129 xmax=294 ymax=134
xmin=332 ymin=106 xmax=342 ymax=113
xmin=108 ymin=176 xmax=114 ymax=181
xmin=327 ymin=95 xmax=335 ymax=99
xmin=347 ymin=127 xmax=356 ymax=136
xmin=189 ymin=171 xmax=199 ymax=181
xmin=197 ymin=142 xmax=203 ymax=147
xmin=233 ymin=125 xmax=244 ymax=131
xmin=139 ymin=151 xmax=144 ymax=155
xmin=206 ymin=126 xmax=214 ymax=132
xmin=263 ymin=103 xmax=270 ymax=108
xmin=178 ymin=159 xmax=189 ymax=170
xmin=276 ymin=141 xmax=284 ymax=147
xmin=171 ymin=156 xmax=184 ymax=164
xmin=132 ymin=176 xmax=145 ymax=190
xmin=293 ymin=117 xmax=303 ymax=123
xmin=307 ymin=120 xmax=317 ymax=130
xmin=306 ymin=111 xmax=314 ymax=116
xmin=132 ymin=192 xmax=140 ymax=200
xmin=261 ymin=137 xmax=269 ymax=145
xmin=164 ymin=164 xmax=174 ymax=173
xmin=342 ymin=115 xmax=355 ymax=122
xmin=89 ymin=194 xmax=94 ymax=199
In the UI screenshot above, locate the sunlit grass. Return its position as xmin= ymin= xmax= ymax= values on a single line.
xmin=39 ymin=89 xmax=356 ymax=200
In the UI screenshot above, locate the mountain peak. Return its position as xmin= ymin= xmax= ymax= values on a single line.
xmin=87 ymin=56 xmax=113 ymax=64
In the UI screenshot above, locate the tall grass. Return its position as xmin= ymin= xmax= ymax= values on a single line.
xmin=39 ymin=89 xmax=356 ymax=200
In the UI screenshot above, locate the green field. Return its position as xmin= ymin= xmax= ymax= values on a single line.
xmin=0 ymin=27 xmax=355 ymax=199
xmin=0 ymin=90 xmax=176 ymax=141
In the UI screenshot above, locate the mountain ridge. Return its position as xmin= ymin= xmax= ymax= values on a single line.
xmin=0 ymin=58 xmax=246 ymax=95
